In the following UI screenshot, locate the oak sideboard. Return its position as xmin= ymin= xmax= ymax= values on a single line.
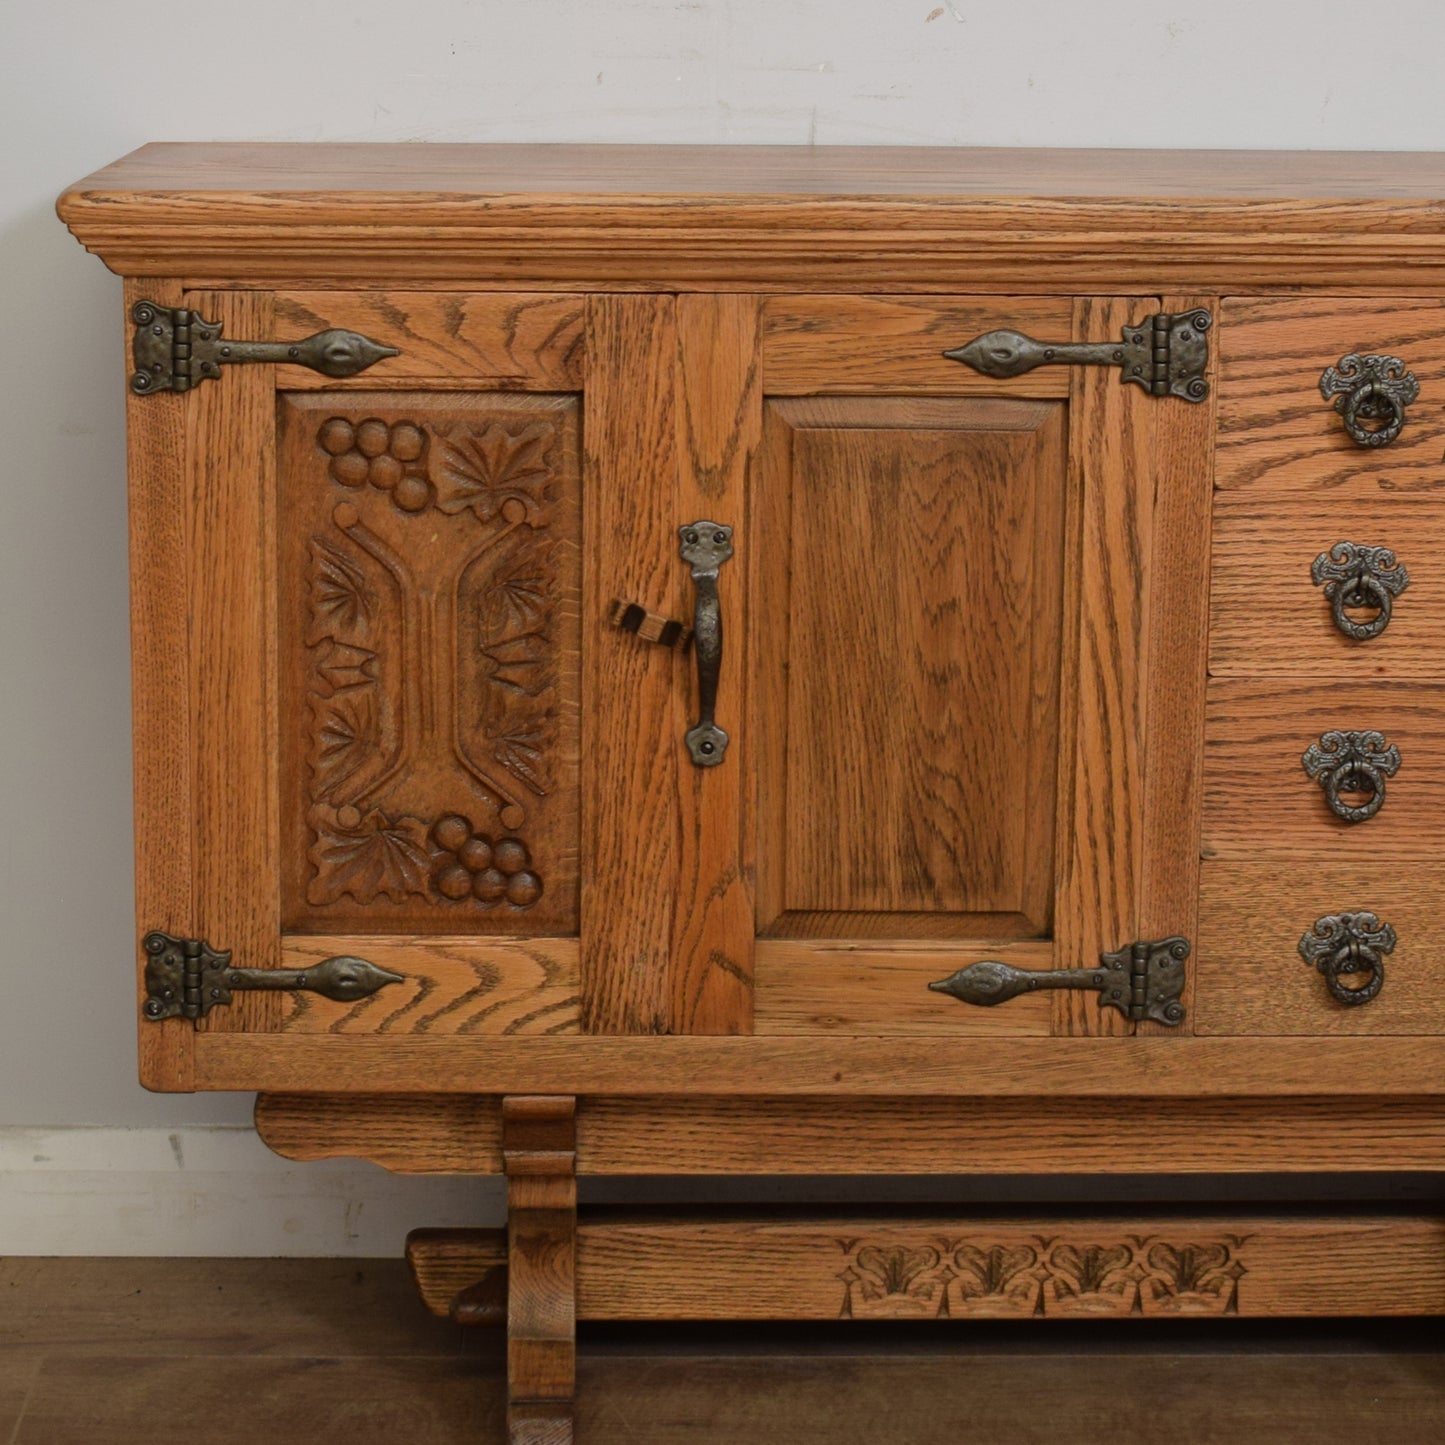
xmin=59 ymin=143 xmax=1445 ymax=1441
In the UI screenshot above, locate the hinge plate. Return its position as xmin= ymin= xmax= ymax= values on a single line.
xmin=928 ymin=936 xmax=1190 ymax=1027
xmin=129 ymin=301 xmax=398 ymax=395
xmin=142 ymin=931 xmax=403 ymax=1024
xmin=944 ymin=310 xmax=1212 ymax=402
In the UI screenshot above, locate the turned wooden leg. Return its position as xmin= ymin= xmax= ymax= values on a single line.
xmin=503 ymin=1095 xmax=577 ymax=1445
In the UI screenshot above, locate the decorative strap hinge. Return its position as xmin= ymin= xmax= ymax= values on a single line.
xmin=129 ymin=300 xmax=399 ymax=395
xmin=928 ymin=936 xmax=1190 ymax=1027
xmin=944 ymin=310 xmax=1212 ymax=402
xmin=141 ymin=930 xmax=403 ymax=1023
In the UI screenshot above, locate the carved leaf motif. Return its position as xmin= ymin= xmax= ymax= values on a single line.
xmin=311 ymin=691 xmax=377 ymax=801
xmin=854 ymin=1246 xmax=940 ymax=1301
xmin=1145 ymin=1243 xmax=1231 ymax=1294
xmin=308 ymin=809 xmax=432 ymax=905
xmin=314 ymin=641 xmax=378 ymax=695
xmin=486 ymin=564 xmax=551 ymax=637
xmin=481 ymin=629 xmax=552 ymax=695
xmin=479 ymin=541 xmax=554 ymax=691
xmin=434 ymin=422 xmax=554 ymax=520
xmin=492 ymin=723 xmax=550 ymax=796
xmin=1048 ymin=1244 xmax=1134 ymax=1298
xmin=308 ymin=536 xmax=374 ymax=640
xmin=953 ymin=1244 xmax=1038 ymax=1298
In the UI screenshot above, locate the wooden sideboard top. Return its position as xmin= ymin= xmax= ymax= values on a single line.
xmin=58 ymin=143 xmax=1445 ymax=292
xmin=58 ymin=142 xmax=1445 ymax=199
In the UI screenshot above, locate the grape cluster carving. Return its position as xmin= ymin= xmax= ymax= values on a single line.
xmin=318 ymin=417 xmax=433 ymax=513
xmin=429 ymin=813 xmax=543 ymax=909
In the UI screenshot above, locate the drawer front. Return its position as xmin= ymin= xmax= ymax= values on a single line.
xmin=1203 ymin=680 xmax=1445 ymax=857
xmin=1218 ymin=297 xmax=1445 ymax=491
xmin=1211 ymin=493 xmax=1445 ymax=677
xmin=1194 ymin=862 xmax=1445 ymax=1034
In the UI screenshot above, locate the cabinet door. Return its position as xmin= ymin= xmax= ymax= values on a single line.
xmin=667 ymin=295 xmax=1216 ymax=1040
xmin=131 ymin=289 xmax=675 ymax=1086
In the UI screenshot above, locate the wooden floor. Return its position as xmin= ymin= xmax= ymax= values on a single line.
xmin=3 ymin=1257 xmax=1444 ymax=1442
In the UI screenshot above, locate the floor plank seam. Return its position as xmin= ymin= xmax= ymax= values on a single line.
xmin=5 ymin=1360 xmax=37 ymax=1445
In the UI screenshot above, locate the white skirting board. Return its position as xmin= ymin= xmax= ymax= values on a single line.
xmin=0 ymin=1125 xmax=501 ymax=1256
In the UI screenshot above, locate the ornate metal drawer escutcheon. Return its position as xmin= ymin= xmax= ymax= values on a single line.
xmin=1301 ymin=730 xmax=1401 ymax=823
xmin=929 ymin=936 xmax=1189 ymax=1027
xmin=1297 ymin=912 xmax=1396 ymax=1007
xmin=943 ymin=310 xmax=1211 ymax=402
xmin=1319 ymin=353 xmax=1419 ymax=447
xmin=1311 ymin=542 xmax=1409 ymax=641
xmin=130 ymin=300 xmax=399 ymax=395
xmin=141 ymin=930 xmax=403 ymax=1023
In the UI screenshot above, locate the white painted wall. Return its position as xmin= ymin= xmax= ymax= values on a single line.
xmin=4 ymin=1 xmax=1444 ymax=1251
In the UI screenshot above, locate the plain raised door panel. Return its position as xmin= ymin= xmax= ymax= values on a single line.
xmin=755 ymin=396 xmax=1066 ymax=940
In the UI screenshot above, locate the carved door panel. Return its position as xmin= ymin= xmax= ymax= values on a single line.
xmin=277 ymin=393 xmax=580 ymax=938
xmin=669 ymin=295 xmax=1215 ymax=1040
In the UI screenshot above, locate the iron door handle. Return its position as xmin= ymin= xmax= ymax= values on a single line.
xmin=678 ymin=520 xmax=732 ymax=767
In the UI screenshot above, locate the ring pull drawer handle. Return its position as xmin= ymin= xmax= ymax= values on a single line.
xmin=1301 ymin=730 xmax=1401 ymax=823
xmin=1311 ymin=542 xmax=1409 ymax=641
xmin=1319 ymin=353 xmax=1419 ymax=447
xmin=678 ymin=520 xmax=732 ymax=767
xmin=1298 ymin=912 xmax=1396 ymax=1006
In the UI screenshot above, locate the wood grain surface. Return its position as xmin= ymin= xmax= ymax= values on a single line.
xmin=64 ymin=143 xmax=1445 ymax=199
xmin=58 ymin=145 xmax=1445 ymax=292
xmin=407 ymin=1227 xmax=509 ymax=1319
xmin=752 ymin=940 xmax=1053 ymax=1036
xmin=187 ymin=289 xmax=281 ymax=1032
xmin=1217 ymin=297 xmax=1445 ymax=491
xmin=1204 ymin=680 xmax=1445 ymax=857
xmin=504 ymin=1096 xmax=577 ymax=1444
xmin=1195 ymin=862 xmax=1445 ymax=1035
xmin=760 ymin=295 xmax=1072 ymax=395
xmin=572 ymin=1213 xmax=1445 ymax=1320
xmin=273 ymin=292 xmax=583 ymax=390
xmin=405 ymin=1212 xmax=1445 ymax=1323
xmin=1210 ymin=492 xmax=1445 ymax=678
xmin=1053 ymin=298 xmax=1155 ymax=1037
xmin=197 ymin=1032 xmax=1445 ymax=1097
xmin=1135 ymin=293 xmax=1218 ymax=1034
xmin=668 ymin=296 xmax=758 ymax=1035
xmin=255 ymin=1092 xmax=503 ymax=1172
xmin=754 ymin=396 xmax=1064 ymax=942
xmin=578 ymin=1096 xmax=1445 ymax=1175
xmin=242 ymin=1090 xmax=1445 ymax=1175
xmin=125 ymin=279 xmax=194 ymax=1090
xmin=580 ymin=296 xmax=680 ymax=1034
xmin=274 ymin=937 xmax=578 ymax=1036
